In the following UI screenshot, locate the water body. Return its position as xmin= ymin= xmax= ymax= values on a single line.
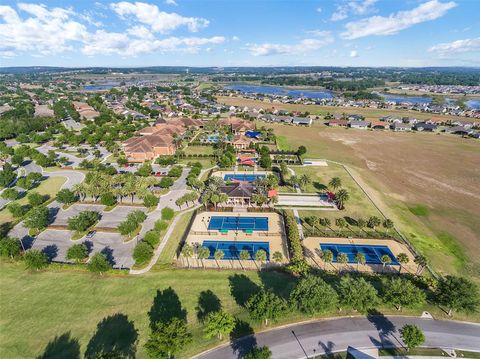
xmin=226 ymin=83 xmax=334 ymax=100
xmin=466 ymin=100 xmax=480 ymax=110
xmin=84 ymin=83 xmax=119 ymax=90
xmin=380 ymin=93 xmax=432 ymax=105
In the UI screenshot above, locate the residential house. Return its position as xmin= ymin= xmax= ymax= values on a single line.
xmin=349 ymin=120 xmax=369 ymax=129
xmin=381 ymin=115 xmax=403 ymax=123
xmin=231 ymin=134 xmax=255 ymax=150
xmin=72 ymin=101 xmax=99 ymax=120
xmin=292 ymin=117 xmax=312 ymax=126
xmin=220 ymin=117 xmax=256 ymax=134
xmin=445 ymin=126 xmax=473 ymax=135
xmin=426 ymin=117 xmax=446 ymax=125
xmin=328 ymin=119 xmax=349 ymax=127
xmin=414 ymin=122 xmax=437 ymax=132
xmin=391 ymin=123 xmax=412 ymax=132
xmin=370 ymin=121 xmax=389 ymax=130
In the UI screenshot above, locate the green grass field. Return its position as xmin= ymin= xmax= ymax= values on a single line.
xmin=183 ymin=145 xmax=214 ymax=156
xmin=284 ymin=164 xmax=383 ymax=225
xmin=0 ymin=176 xmax=66 ymax=224
xmin=2 ymin=260 xmax=480 ymax=359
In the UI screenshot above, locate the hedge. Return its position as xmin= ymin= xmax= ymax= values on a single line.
xmin=284 ymin=210 xmax=303 ymax=262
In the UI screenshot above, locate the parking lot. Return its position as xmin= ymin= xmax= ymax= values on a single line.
xmin=49 ymin=204 xmax=147 ymax=229
xmin=30 ymin=228 xmax=136 ymax=269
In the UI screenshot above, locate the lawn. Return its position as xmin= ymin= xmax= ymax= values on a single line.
xmin=0 ymin=176 xmax=67 ymax=224
xmin=257 ymin=122 xmax=480 ymax=282
xmin=2 ymin=260 xmax=480 ymax=359
xmin=183 ymin=145 xmax=214 ymax=156
xmin=284 ymin=164 xmax=383 ymax=226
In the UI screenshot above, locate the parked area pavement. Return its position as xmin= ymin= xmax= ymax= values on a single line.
xmin=11 ymin=167 xmax=192 ymax=270
xmin=195 ymin=316 xmax=480 ymax=359
xmin=30 ymin=229 xmax=136 ymax=268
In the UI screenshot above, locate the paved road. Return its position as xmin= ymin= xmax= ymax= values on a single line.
xmin=44 ymin=170 xmax=85 ymax=189
xmin=195 ymin=316 xmax=480 ymax=359
xmin=138 ymin=167 xmax=191 ymax=238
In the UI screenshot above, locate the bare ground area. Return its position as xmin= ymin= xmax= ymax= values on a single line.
xmin=264 ymin=123 xmax=480 ymax=281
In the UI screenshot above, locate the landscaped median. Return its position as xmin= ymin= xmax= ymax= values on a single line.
xmin=131 ymin=207 xmax=175 ymax=270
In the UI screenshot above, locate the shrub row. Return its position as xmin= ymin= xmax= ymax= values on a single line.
xmin=283 ymin=210 xmax=303 ymax=262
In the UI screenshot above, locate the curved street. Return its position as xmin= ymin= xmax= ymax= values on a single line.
xmin=194 ymin=316 xmax=480 ymax=359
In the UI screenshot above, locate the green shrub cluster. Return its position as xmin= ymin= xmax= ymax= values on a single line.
xmin=284 ymin=210 xmax=303 ymax=261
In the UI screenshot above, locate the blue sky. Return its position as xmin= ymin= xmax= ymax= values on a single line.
xmin=0 ymin=0 xmax=479 ymax=67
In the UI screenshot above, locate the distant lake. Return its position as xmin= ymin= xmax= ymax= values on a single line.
xmin=466 ymin=100 xmax=480 ymax=110
xmin=226 ymin=84 xmax=334 ymax=100
xmin=84 ymin=83 xmax=119 ymax=90
xmin=380 ymin=93 xmax=432 ymax=105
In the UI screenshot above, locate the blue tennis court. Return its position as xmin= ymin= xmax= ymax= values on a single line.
xmin=320 ymin=243 xmax=398 ymax=265
xmin=202 ymin=240 xmax=270 ymax=260
xmin=224 ymin=173 xmax=266 ymax=182
xmin=208 ymin=216 xmax=269 ymax=231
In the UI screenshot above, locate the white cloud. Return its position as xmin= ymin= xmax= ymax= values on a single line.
xmin=429 ymin=37 xmax=480 ymax=55
xmin=331 ymin=0 xmax=377 ymax=21
xmin=127 ymin=25 xmax=154 ymax=39
xmin=350 ymin=50 xmax=358 ymax=57
xmin=316 ymin=7 xmax=322 ymax=13
xmin=232 ymin=36 xmax=240 ymax=41
xmin=110 ymin=1 xmax=209 ymax=33
xmin=82 ymin=32 xmax=224 ymax=56
xmin=249 ymin=32 xmax=334 ymax=56
xmin=0 ymin=3 xmax=88 ymax=56
xmin=341 ymin=0 xmax=457 ymax=39
xmin=0 ymin=3 xmax=223 ymax=58
xmin=165 ymin=0 xmax=178 ymax=5
xmin=349 ymin=0 xmax=377 ymax=15
xmin=331 ymin=7 xmax=348 ymax=21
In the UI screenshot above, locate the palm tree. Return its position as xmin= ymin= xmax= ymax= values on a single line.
xmin=367 ymin=216 xmax=381 ymax=231
xmin=255 ymin=249 xmax=267 ymax=267
xmin=272 ymin=251 xmax=283 ymax=263
xmin=239 ymin=249 xmax=250 ymax=270
xmin=337 ymin=252 xmax=349 ymax=273
xmin=214 ymin=249 xmax=224 ymax=268
xmin=72 ymin=183 xmax=87 ymax=201
xmin=289 ymin=175 xmax=300 ymax=191
xmin=329 ymin=177 xmax=342 ymax=191
xmin=310 ymin=216 xmax=320 ymax=235
xmin=382 ymin=218 xmax=394 ymax=235
xmin=357 ymin=218 xmax=366 ymax=235
xmin=181 ymin=243 xmax=193 ymax=268
xmin=335 ymin=218 xmax=347 ymax=233
xmin=414 ymin=254 xmax=428 ymax=276
xmin=321 ymin=249 xmax=333 ymax=270
xmin=197 ymin=246 xmax=210 ymax=269
xmin=380 ymin=254 xmax=392 ymax=273
xmin=397 ymin=252 xmax=409 ymax=274
xmin=354 ymin=252 xmax=366 ymax=271
xmin=299 ymin=174 xmax=311 ymax=191
xmin=335 ymin=189 xmax=349 ymax=210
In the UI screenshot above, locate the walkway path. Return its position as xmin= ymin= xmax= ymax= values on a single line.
xmin=138 ymin=167 xmax=191 ymax=238
xmin=195 ymin=316 xmax=480 ymax=359
xmin=287 ymin=167 xmax=305 ymax=240
xmin=130 ymin=204 xmax=200 ymax=275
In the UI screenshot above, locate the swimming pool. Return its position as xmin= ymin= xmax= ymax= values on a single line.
xmin=224 ymin=173 xmax=266 ymax=182
xmin=202 ymin=240 xmax=270 ymax=260
xmin=208 ymin=216 xmax=269 ymax=231
xmin=320 ymin=243 xmax=398 ymax=265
